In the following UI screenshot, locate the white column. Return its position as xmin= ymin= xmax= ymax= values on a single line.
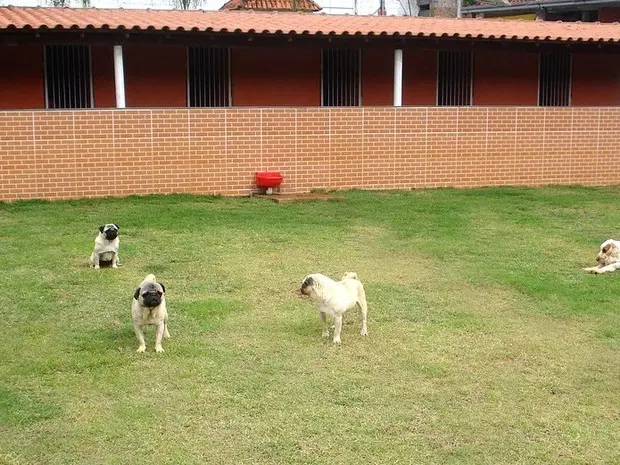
xmin=113 ymin=45 xmax=126 ymax=109
xmin=393 ymin=49 xmax=403 ymax=107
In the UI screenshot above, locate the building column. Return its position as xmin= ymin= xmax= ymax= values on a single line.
xmin=393 ymin=49 xmax=403 ymax=107
xmin=113 ymin=45 xmax=126 ymax=109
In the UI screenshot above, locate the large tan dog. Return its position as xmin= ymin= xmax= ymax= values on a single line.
xmin=584 ymin=239 xmax=620 ymax=275
xmin=300 ymin=272 xmax=368 ymax=344
xmin=131 ymin=274 xmax=169 ymax=353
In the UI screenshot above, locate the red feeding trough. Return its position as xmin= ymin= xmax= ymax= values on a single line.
xmin=256 ymin=171 xmax=284 ymax=193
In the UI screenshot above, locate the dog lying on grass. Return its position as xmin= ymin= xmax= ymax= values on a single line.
xmin=584 ymin=239 xmax=620 ymax=275
xmin=299 ymin=272 xmax=368 ymax=344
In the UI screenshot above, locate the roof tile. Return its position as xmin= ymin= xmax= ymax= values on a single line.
xmin=0 ymin=5 xmax=619 ymax=43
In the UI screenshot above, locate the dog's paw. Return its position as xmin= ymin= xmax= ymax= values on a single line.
xmin=94 ymin=265 xmax=100 ymax=270
xmin=136 ymin=345 xmax=146 ymax=353
xmin=155 ymin=345 xmax=165 ymax=353
xmin=322 ymin=330 xmax=330 ymax=338
xmin=332 ymin=337 xmax=341 ymax=344
xmin=584 ymin=267 xmax=604 ymax=274
xmin=360 ymin=329 xmax=368 ymax=336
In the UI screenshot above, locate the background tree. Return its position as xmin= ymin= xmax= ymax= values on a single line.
xmin=171 ymin=0 xmax=205 ymax=9
xmin=395 ymin=0 xmax=420 ymax=16
xmin=48 ymin=0 xmax=91 ymax=6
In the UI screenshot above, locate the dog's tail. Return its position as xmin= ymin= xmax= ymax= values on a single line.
xmin=342 ymin=272 xmax=358 ymax=281
xmin=143 ymin=273 xmax=157 ymax=283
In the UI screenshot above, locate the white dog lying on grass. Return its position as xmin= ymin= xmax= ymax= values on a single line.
xmin=299 ymin=272 xmax=368 ymax=344
xmin=584 ymin=239 xmax=620 ymax=275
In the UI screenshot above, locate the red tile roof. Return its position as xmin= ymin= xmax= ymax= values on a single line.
xmin=0 ymin=5 xmax=619 ymax=43
xmin=220 ymin=0 xmax=321 ymax=12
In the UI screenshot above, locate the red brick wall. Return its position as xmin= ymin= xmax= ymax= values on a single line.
xmin=231 ymin=47 xmax=320 ymax=106
xmin=123 ymin=45 xmax=187 ymax=107
xmin=0 ymin=44 xmax=44 ymax=109
xmin=1 ymin=107 xmax=619 ymax=201
xmin=572 ymin=54 xmax=620 ymax=106
xmin=362 ymin=49 xmax=394 ymax=106
xmin=402 ymin=49 xmax=437 ymax=105
xmin=474 ymin=51 xmax=539 ymax=105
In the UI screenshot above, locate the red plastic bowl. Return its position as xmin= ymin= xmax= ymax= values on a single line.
xmin=256 ymin=171 xmax=284 ymax=188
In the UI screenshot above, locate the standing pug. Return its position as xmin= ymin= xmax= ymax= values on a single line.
xmin=299 ymin=272 xmax=368 ymax=344
xmin=132 ymin=274 xmax=169 ymax=353
xmin=89 ymin=223 xmax=120 ymax=269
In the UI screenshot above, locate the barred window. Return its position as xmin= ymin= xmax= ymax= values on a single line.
xmin=437 ymin=51 xmax=472 ymax=106
xmin=188 ymin=47 xmax=230 ymax=108
xmin=44 ymin=45 xmax=92 ymax=109
xmin=321 ymin=49 xmax=361 ymax=106
xmin=538 ymin=52 xmax=571 ymax=107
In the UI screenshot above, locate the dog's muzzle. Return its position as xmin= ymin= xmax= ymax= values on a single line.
xmin=104 ymin=229 xmax=118 ymax=240
xmin=141 ymin=292 xmax=162 ymax=308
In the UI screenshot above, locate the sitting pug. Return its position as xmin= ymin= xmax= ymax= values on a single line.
xmin=132 ymin=274 xmax=169 ymax=353
xmin=89 ymin=223 xmax=120 ymax=269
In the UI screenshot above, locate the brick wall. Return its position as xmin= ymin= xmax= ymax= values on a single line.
xmin=1 ymin=107 xmax=619 ymax=201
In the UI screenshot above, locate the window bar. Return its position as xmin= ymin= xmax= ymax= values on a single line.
xmin=189 ymin=47 xmax=194 ymax=107
xmin=338 ymin=49 xmax=342 ymax=106
xmin=217 ymin=48 xmax=222 ymax=107
xmin=61 ymin=45 xmax=67 ymax=108
xmin=335 ymin=49 xmax=338 ymax=106
xmin=54 ymin=45 xmax=60 ymax=108
xmin=45 ymin=46 xmax=52 ymax=108
xmin=70 ymin=46 xmax=75 ymax=108
xmin=52 ymin=46 xmax=58 ymax=109
xmin=76 ymin=45 xmax=81 ymax=107
xmin=348 ymin=49 xmax=352 ymax=106
xmin=325 ymin=50 xmax=330 ymax=106
xmin=212 ymin=48 xmax=217 ymax=107
xmin=552 ymin=53 xmax=557 ymax=106
xmin=188 ymin=47 xmax=192 ymax=107
xmin=207 ymin=47 xmax=211 ymax=107
xmin=458 ymin=51 xmax=462 ymax=105
xmin=211 ymin=48 xmax=216 ymax=107
xmin=65 ymin=45 xmax=70 ymax=107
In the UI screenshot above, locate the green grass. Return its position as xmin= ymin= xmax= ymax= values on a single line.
xmin=1 ymin=187 xmax=619 ymax=464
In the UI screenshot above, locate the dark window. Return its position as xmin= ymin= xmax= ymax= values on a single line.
xmin=538 ymin=52 xmax=571 ymax=107
xmin=437 ymin=51 xmax=472 ymax=106
xmin=321 ymin=49 xmax=360 ymax=106
xmin=188 ymin=47 xmax=230 ymax=107
xmin=44 ymin=45 xmax=92 ymax=109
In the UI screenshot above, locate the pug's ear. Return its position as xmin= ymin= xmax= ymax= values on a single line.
xmin=158 ymin=283 xmax=166 ymax=293
xmin=114 ymin=224 xmax=119 ymax=229
xmin=99 ymin=225 xmax=105 ymax=233
xmin=133 ymin=288 xmax=141 ymax=300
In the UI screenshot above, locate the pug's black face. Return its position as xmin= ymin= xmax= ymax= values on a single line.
xmin=134 ymin=282 xmax=166 ymax=308
xmin=100 ymin=224 xmax=119 ymax=241
xmin=300 ymin=276 xmax=314 ymax=296
xmin=141 ymin=290 xmax=162 ymax=308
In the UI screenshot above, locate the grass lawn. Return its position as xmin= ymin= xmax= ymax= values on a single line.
xmin=1 ymin=186 xmax=619 ymax=465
